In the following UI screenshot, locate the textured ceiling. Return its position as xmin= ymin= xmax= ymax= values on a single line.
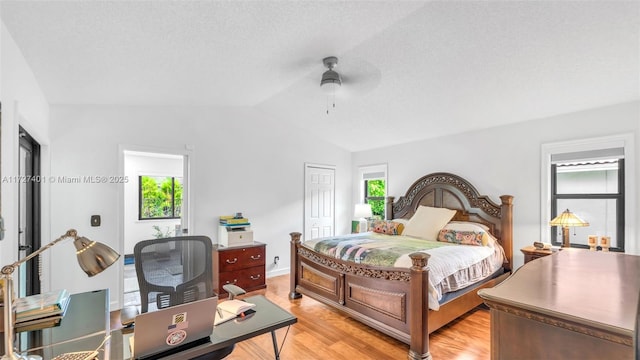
xmin=2 ymin=1 xmax=639 ymax=151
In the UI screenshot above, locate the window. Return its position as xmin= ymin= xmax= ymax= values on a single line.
xmin=139 ymin=176 xmax=183 ymax=220
xmin=358 ymin=164 xmax=387 ymax=220
xmin=550 ymin=148 xmax=625 ymax=251
xmin=365 ymin=179 xmax=386 ymax=219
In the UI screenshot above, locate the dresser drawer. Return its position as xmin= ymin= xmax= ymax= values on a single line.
xmin=218 ymin=266 xmax=266 ymax=294
xmin=218 ymin=245 xmax=265 ymax=272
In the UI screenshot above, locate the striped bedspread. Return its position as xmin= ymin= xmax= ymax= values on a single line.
xmin=302 ymin=232 xmax=504 ymax=310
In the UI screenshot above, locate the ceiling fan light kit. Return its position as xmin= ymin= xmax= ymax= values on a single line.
xmin=320 ymin=56 xmax=341 ymax=114
xmin=320 ymin=56 xmax=342 ymax=92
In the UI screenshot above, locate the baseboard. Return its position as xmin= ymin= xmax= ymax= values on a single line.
xmin=267 ymin=267 xmax=289 ymax=278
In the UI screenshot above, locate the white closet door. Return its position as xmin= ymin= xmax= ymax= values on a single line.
xmin=304 ymin=164 xmax=335 ymax=240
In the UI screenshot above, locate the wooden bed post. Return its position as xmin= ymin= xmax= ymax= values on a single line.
xmin=386 ymin=196 xmax=395 ymax=220
xmin=289 ymin=232 xmax=302 ymax=299
xmin=499 ymin=195 xmax=514 ymax=272
xmin=408 ymin=252 xmax=432 ymax=360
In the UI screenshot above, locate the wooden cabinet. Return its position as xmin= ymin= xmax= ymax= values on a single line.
xmin=520 ymin=245 xmax=553 ymax=264
xmin=478 ymin=250 xmax=638 ymax=360
xmin=213 ymin=242 xmax=266 ymax=298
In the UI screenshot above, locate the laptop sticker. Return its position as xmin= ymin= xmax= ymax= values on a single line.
xmin=168 ymin=312 xmax=189 ymax=332
xmin=166 ymin=329 xmax=188 ymax=346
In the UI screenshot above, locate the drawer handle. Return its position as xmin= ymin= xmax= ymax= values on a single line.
xmin=225 ymin=258 xmax=238 ymax=264
xmin=250 ymin=254 xmax=261 ymax=260
xmin=250 ymin=274 xmax=261 ymax=280
xmin=225 ymin=279 xmax=238 ymax=285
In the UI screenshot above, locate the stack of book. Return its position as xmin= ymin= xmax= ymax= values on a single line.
xmin=219 ymin=215 xmax=250 ymax=227
xmin=14 ymin=288 xmax=71 ymax=331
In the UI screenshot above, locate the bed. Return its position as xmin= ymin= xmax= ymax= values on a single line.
xmin=289 ymin=172 xmax=513 ymax=360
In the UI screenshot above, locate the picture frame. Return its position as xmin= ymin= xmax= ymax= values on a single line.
xmin=600 ymin=236 xmax=610 ymax=251
xmin=587 ymin=235 xmax=598 ymax=251
xmin=351 ymin=220 xmax=360 ymax=234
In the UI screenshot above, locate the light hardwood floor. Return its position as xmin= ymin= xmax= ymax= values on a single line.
xmin=112 ymin=274 xmax=490 ymax=359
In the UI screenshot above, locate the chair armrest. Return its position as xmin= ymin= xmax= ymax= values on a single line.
xmin=120 ymin=305 xmax=139 ymax=327
xmin=222 ymin=284 xmax=246 ymax=300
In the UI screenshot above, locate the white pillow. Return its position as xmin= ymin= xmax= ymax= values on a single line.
xmin=444 ymin=221 xmax=497 ymax=247
xmin=391 ymin=218 xmax=410 ymax=226
xmin=403 ymin=206 xmax=457 ymax=240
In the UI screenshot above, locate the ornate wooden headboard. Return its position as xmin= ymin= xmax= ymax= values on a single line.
xmin=385 ymin=172 xmax=513 ymax=270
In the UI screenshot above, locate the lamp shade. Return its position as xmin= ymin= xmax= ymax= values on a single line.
xmin=320 ymin=69 xmax=342 ymax=93
xmin=549 ymin=209 xmax=589 ymax=227
xmin=354 ymin=203 xmax=373 ymax=219
xmin=74 ymin=236 xmax=121 ymax=277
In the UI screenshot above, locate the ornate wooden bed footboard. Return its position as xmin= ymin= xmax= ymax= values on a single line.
xmin=289 ymin=231 xmax=432 ymax=359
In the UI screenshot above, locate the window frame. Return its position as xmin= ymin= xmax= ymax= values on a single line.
xmin=541 ymin=133 xmax=635 ymax=254
xmin=550 ymin=159 xmax=625 ymax=251
xmin=138 ymin=175 xmax=183 ymax=220
xmin=363 ymin=179 xmax=386 ymax=220
xmin=357 ymin=164 xmax=388 ymax=219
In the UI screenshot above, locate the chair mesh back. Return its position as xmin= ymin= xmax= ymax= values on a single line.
xmin=134 ymin=235 xmax=213 ymax=313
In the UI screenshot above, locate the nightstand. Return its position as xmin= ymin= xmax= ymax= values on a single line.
xmin=521 ymin=245 xmax=553 ymax=264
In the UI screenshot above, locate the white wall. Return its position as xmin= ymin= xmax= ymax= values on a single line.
xmin=49 ymin=104 xmax=352 ymax=309
xmin=123 ymin=152 xmax=182 ymax=255
xmin=352 ymin=101 xmax=640 ymax=270
xmin=0 ymin=21 xmax=50 ymax=277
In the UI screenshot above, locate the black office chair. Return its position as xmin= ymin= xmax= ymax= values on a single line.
xmin=132 ymin=235 xmax=234 ymax=359
xmin=134 ymin=235 xmax=213 ymax=313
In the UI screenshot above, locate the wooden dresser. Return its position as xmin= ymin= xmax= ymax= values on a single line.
xmin=212 ymin=242 xmax=266 ymax=298
xmin=478 ymin=249 xmax=640 ymax=359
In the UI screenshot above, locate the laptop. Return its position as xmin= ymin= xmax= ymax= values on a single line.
xmin=130 ymin=296 xmax=217 ymax=360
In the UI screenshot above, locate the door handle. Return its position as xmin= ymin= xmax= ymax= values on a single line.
xmin=19 ymin=244 xmax=32 ymax=251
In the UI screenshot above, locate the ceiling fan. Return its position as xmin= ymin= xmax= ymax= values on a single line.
xmin=320 ymin=56 xmax=341 ymax=114
xmin=317 ymin=56 xmax=381 ymax=114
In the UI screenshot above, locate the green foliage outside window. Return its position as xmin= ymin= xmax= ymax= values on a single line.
xmin=139 ymin=176 xmax=183 ymax=219
xmin=366 ymin=179 xmax=386 ymax=219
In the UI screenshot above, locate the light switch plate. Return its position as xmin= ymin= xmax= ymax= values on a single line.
xmin=91 ymin=215 xmax=101 ymax=227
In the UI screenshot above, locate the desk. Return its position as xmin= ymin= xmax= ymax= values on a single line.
xmin=113 ymin=295 xmax=297 ymax=359
xmin=1 ymin=289 xmax=110 ymax=359
xmin=478 ymin=250 xmax=640 ymax=359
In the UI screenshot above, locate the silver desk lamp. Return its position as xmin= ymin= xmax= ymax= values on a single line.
xmin=1 ymin=229 xmax=120 ymax=360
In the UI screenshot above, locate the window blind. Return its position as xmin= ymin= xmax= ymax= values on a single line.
xmin=551 ymin=147 xmax=624 ymax=164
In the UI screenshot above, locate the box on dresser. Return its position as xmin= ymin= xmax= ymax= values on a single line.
xmin=213 ymin=242 xmax=266 ymax=298
xmin=218 ymin=224 xmax=254 ymax=247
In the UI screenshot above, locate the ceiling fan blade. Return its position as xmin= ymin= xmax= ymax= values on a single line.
xmin=338 ymin=58 xmax=382 ymax=97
